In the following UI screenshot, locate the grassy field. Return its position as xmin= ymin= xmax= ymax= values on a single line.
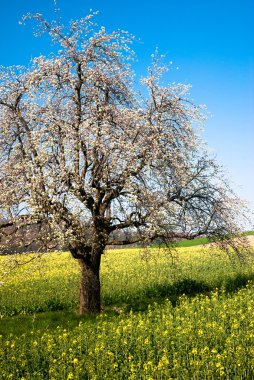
xmin=1 ymin=244 xmax=254 ymax=379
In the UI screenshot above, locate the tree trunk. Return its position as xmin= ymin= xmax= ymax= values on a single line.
xmin=78 ymin=257 xmax=101 ymax=314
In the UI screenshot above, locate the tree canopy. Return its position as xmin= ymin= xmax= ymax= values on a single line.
xmin=0 ymin=12 xmax=250 ymax=313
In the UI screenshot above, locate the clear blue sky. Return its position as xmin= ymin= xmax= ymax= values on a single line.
xmin=1 ymin=0 xmax=253 ymax=224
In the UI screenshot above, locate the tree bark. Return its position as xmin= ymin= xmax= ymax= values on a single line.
xmin=78 ymin=256 xmax=101 ymax=314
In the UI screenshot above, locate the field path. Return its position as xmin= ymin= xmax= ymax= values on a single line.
xmin=198 ymin=235 xmax=254 ymax=248
xmin=247 ymin=235 xmax=254 ymax=245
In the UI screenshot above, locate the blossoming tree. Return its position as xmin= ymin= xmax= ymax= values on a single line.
xmin=0 ymin=12 xmax=250 ymax=313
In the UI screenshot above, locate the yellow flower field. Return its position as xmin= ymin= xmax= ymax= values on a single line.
xmin=1 ymin=246 xmax=254 ymax=379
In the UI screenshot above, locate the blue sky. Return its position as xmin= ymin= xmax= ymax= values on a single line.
xmin=0 ymin=0 xmax=253 ymax=224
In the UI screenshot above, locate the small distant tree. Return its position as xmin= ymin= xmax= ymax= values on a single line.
xmin=0 ymin=12 xmax=250 ymax=313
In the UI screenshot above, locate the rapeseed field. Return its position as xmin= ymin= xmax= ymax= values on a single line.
xmin=1 ymin=246 xmax=254 ymax=379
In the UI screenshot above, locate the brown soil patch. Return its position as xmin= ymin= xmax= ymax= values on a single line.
xmin=198 ymin=235 xmax=254 ymax=249
xmin=246 ymin=235 xmax=254 ymax=246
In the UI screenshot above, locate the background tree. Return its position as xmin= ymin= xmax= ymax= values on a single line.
xmin=0 ymin=12 xmax=250 ymax=314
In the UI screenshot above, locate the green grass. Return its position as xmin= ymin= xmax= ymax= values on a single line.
xmin=1 ymin=245 xmax=254 ymax=379
xmin=175 ymin=236 xmax=210 ymax=247
xmin=151 ymin=236 xmax=210 ymax=248
xmin=243 ymin=230 xmax=254 ymax=236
